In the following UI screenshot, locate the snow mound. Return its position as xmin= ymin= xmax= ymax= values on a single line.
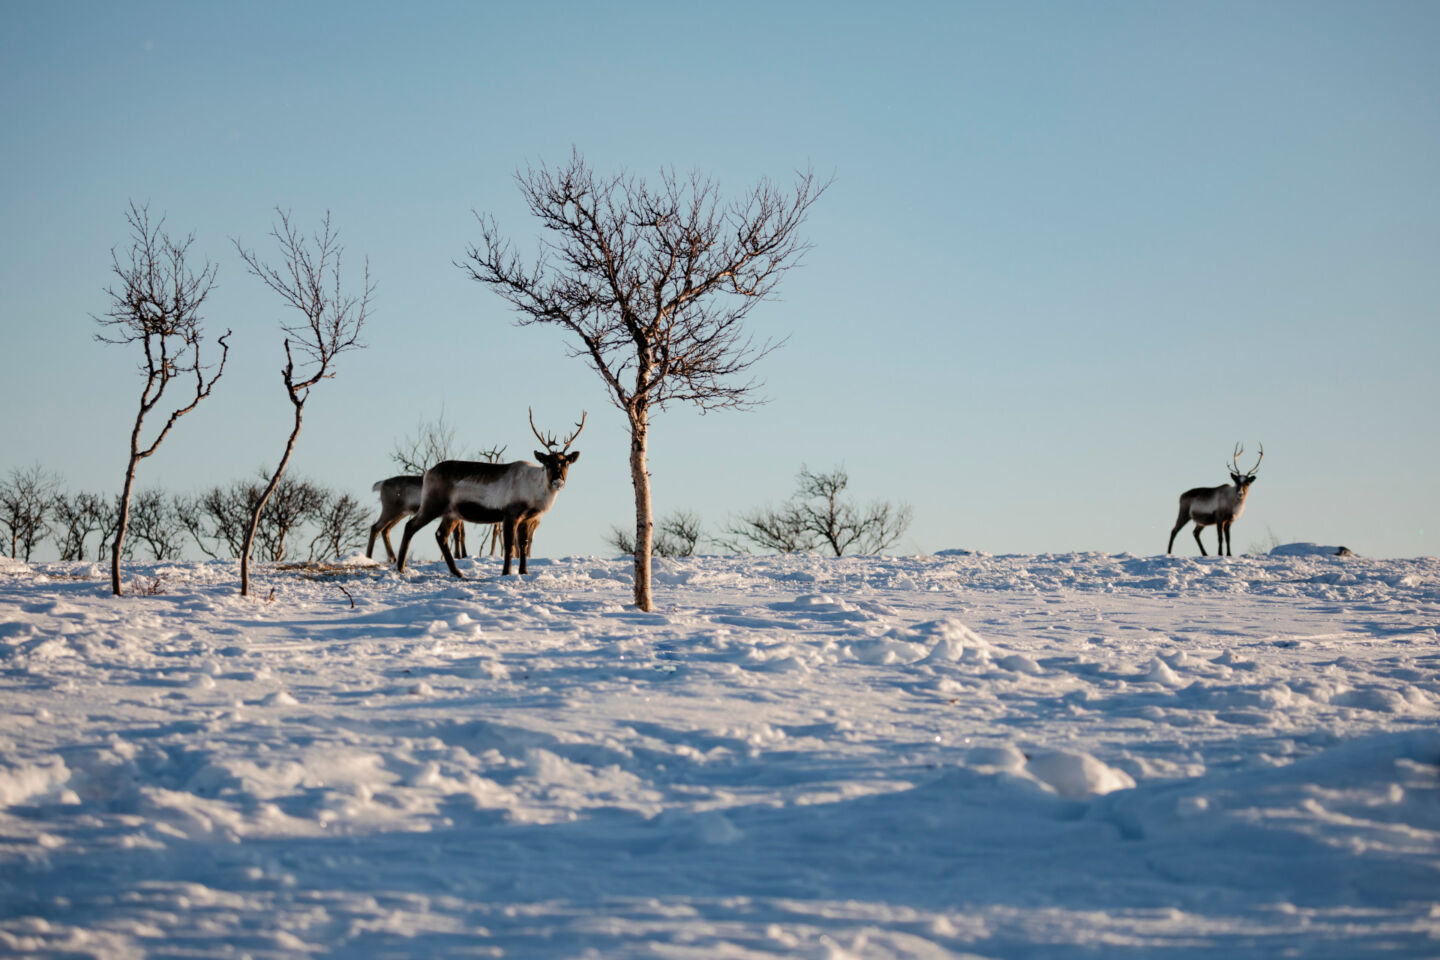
xmin=1024 ymin=749 xmax=1136 ymax=797
xmin=1270 ymin=542 xmax=1356 ymax=557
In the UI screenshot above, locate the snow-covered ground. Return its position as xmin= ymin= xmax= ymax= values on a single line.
xmin=1 ymin=551 xmax=1437 ymax=958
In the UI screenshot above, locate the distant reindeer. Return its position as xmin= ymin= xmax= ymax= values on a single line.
xmin=395 ymin=410 xmax=584 ymax=578
xmin=1167 ymin=443 xmax=1264 ymax=556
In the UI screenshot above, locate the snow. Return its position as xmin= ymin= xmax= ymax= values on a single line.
xmin=1270 ymin=542 xmax=1356 ymax=557
xmin=1 ymin=550 xmax=1438 ymax=957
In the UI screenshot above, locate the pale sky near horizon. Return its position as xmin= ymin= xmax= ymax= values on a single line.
xmin=2 ymin=1 xmax=1437 ymax=561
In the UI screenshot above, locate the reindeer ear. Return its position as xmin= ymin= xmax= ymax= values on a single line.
xmin=567 ymin=451 xmax=580 ymax=464
xmin=534 ymin=450 xmax=548 ymax=463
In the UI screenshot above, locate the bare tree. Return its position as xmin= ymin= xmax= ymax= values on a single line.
xmin=725 ymin=466 xmax=912 ymax=556
xmin=235 ymin=210 xmax=370 ymax=596
xmin=460 ymin=151 xmax=825 ymax=609
xmin=126 ymin=488 xmax=185 ymax=560
xmin=608 ymin=510 xmax=705 ymax=558
xmin=96 ymin=203 xmax=231 ymax=594
xmin=0 ymin=464 xmax=61 ymax=560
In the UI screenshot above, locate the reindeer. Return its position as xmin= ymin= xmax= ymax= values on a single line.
xmin=395 ymin=410 xmax=584 ymax=578
xmin=1167 ymin=443 xmax=1264 ymax=556
xmin=368 ymin=444 xmax=513 ymax=563
xmin=367 ymin=476 xmax=467 ymax=562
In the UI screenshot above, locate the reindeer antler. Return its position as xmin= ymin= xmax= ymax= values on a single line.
xmin=1229 ymin=442 xmax=1264 ymax=477
xmin=530 ymin=408 xmax=587 ymax=453
xmin=1247 ymin=442 xmax=1264 ymax=477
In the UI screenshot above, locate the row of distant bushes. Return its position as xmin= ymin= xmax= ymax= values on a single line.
xmin=0 ymin=464 xmax=368 ymax=564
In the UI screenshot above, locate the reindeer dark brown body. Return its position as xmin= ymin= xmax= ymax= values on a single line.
xmin=1167 ymin=443 xmax=1263 ymax=556
xmin=395 ymin=411 xmax=582 ymax=578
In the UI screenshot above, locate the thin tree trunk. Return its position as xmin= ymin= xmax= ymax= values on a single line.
xmin=111 ymin=432 xmax=144 ymax=596
xmin=629 ymin=411 xmax=653 ymax=611
xmin=241 ymin=406 xmax=304 ymax=597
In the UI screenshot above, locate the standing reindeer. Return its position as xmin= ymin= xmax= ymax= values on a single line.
xmin=395 ymin=410 xmax=584 ymax=578
xmin=369 ymin=444 xmax=512 ymax=563
xmin=1167 ymin=443 xmax=1264 ymax=556
xmin=367 ymin=476 xmax=466 ymax=562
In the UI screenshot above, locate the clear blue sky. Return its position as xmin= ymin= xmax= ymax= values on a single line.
xmin=2 ymin=1 xmax=1436 ymax=559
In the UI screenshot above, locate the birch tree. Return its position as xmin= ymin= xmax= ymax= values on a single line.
xmin=460 ymin=151 xmax=825 ymax=610
xmin=96 ymin=203 xmax=230 ymax=594
xmin=235 ymin=210 xmax=370 ymax=596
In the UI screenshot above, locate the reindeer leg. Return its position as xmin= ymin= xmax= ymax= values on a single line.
xmin=396 ymin=506 xmax=442 ymax=573
xmin=378 ymin=518 xmax=400 ymax=564
xmin=517 ymin=516 xmax=532 ymax=576
xmin=1167 ymin=521 xmax=1187 ymax=554
xmin=436 ymin=516 xmax=465 ymax=578
xmin=1221 ymin=522 xmax=1232 ymax=557
xmin=501 ymin=517 xmax=517 ymax=575
xmin=1193 ymin=523 xmax=1208 ymax=556
xmin=455 ymin=523 xmax=467 ymax=560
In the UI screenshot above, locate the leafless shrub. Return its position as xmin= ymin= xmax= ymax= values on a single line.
xmin=0 ymin=464 xmax=61 ymax=561
xmin=391 ymin=410 xmax=508 ymax=474
xmin=126 ymin=488 xmax=185 ymax=560
xmin=179 ymin=472 xmax=353 ymax=562
xmin=725 ymin=466 xmax=913 ymax=556
xmin=608 ymin=511 xmax=705 ymax=558
xmin=306 ymin=490 xmax=370 ymax=561
xmin=54 ymin=491 xmax=116 ymax=561
xmin=721 ymin=504 xmax=816 ymax=555
xmin=176 ymin=482 xmax=256 ymax=559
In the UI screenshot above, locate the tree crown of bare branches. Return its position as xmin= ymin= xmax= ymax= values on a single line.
xmin=460 ymin=151 xmax=828 ymax=416
xmin=95 ymin=202 xmax=232 ymax=461
xmin=235 ymin=209 xmax=370 ymax=402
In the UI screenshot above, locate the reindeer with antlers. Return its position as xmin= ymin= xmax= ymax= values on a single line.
xmin=1168 ymin=443 xmax=1264 ymax=557
xmin=395 ymin=410 xmax=584 ymax=578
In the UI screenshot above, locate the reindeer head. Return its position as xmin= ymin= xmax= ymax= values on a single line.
xmin=530 ymin=408 xmax=585 ymax=491
xmin=1227 ymin=442 xmax=1264 ymax=494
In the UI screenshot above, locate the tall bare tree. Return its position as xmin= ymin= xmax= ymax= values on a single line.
xmin=0 ymin=464 xmax=61 ymax=561
xmin=96 ymin=203 xmax=231 ymax=594
xmin=460 ymin=151 xmax=825 ymax=609
xmin=235 ymin=210 xmax=370 ymax=596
